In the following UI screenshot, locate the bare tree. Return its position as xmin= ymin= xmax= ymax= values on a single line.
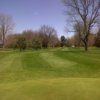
xmin=0 ymin=14 xmax=14 ymax=47
xmin=39 ymin=25 xmax=58 ymax=48
xmin=63 ymin=0 xmax=100 ymax=51
xmin=74 ymin=22 xmax=83 ymax=47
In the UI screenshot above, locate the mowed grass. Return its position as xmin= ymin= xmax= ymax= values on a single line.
xmin=0 ymin=48 xmax=100 ymax=100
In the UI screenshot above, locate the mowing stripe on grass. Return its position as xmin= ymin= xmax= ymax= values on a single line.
xmin=40 ymin=52 xmax=77 ymax=68
xmin=0 ymin=53 xmax=23 ymax=72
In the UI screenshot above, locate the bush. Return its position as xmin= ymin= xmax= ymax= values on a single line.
xmin=16 ymin=37 xmax=27 ymax=51
xmin=32 ymin=37 xmax=42 ymax=50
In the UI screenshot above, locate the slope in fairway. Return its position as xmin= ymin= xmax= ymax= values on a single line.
xmin=0 ymin=48 xmax=100 ymax=100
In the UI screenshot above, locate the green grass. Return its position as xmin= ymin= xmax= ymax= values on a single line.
xmin=0 ymin=48 xmax=100 ymax=100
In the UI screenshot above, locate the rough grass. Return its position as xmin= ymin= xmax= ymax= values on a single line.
xmin=0 ymin=48 xmax=100 ymax=100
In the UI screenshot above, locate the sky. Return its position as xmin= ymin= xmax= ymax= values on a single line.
xmin=0 ymin=0 xmax=72 ymax=37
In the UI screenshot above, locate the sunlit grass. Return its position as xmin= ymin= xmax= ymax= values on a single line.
xmin=0 ymin=48 xmax=100 ymax=100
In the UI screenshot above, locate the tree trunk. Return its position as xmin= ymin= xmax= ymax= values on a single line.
xmin=84 ymin=36 xmax=88 ymax=51
xmin=2 ymin=33 xmax=5 ymax=48
xmin=82 ymin=38 xmax=88 ymax=51
xmin=84 ymin=42 xmax=88 ymax=51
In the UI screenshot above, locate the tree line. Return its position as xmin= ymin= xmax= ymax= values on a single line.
xmin=0 ymin=13 xmax=100 ymax=51
xmin=4 ymin=25 xmax=59 ymax=50
xmin=0 ymin=0 xmax=100 ymax=51
xmin=4 ymin=27 xmax=100 ymax=51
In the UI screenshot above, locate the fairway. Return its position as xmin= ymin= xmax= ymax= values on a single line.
xmin=0 ymin=48 xmax=100 ymax=100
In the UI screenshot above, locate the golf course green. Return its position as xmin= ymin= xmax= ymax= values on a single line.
xmin=0 ymin=48 xmax=100 ymax=100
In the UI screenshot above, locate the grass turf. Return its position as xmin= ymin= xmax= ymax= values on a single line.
xmin=0 ymin=48 xmax=100 ymax=100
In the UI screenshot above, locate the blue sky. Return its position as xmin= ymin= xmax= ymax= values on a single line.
xmin=0 ymin=0 xmax=72 ymax=37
